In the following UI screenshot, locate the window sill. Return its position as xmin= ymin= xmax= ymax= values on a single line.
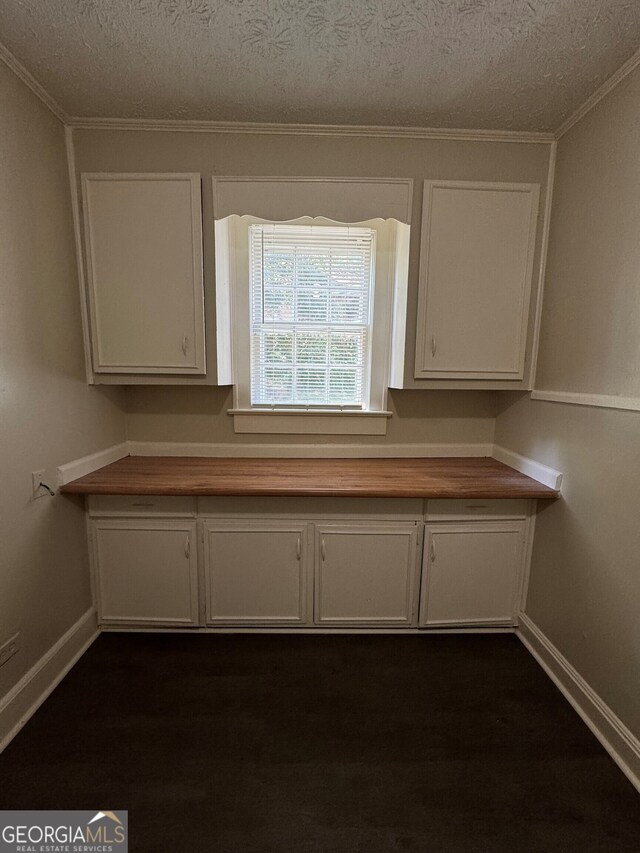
xmin=228 ymin=408 xmax=392 ymax=435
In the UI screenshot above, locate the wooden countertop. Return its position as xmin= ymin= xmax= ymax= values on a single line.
xmin=59 ymin=456 xmax=558 ymax=499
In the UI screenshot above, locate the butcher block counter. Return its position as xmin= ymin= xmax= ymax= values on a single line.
xmin=60 ymin=455 xmax=558 ymax=499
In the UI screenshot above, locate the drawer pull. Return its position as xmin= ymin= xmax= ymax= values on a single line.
xmin=182 ymin=335 xmax=189 ymax=355
xmin=184 ymin=535 xmax=190 ymax=559
xmin=465 ymin=504 xmax=488 ymax=509
xmin=321 ymin=538 xmax=326 ymax=561
xmin=132 ymin=502 xmax=155 ymax=507
xmin=296 ymin=536 xmax=301 ymax=561
xmin=430 ymin=539 xmax=436 ymax=562
xmin=431 ymin=336 xmax=437 ymax=357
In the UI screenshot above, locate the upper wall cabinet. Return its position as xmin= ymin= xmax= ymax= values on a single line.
xmin=81 ymin=173 xmax=205 ymax=375
xmin=415 ymin=180 xmax=539 ymax=381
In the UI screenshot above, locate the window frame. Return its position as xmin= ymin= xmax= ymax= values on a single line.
xmin=220 ymin=215 xmax=401 ymax=435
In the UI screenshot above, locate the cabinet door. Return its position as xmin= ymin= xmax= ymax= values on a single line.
xmin=92 ymin=519 xmax=199 ymax=626
xmin=315 ymin=523 xmax=419 ymax=626
xmin=203 ymin=521 xmax=310 ymax=625
xmin=415 ymin=180 xmax=539 ymax=380
xmin=82 ymin=173 xmax=205 ymax=374
xmin=420 ymin=523 xmax=525 ymax=627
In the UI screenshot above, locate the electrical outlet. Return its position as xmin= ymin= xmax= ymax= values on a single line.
xmin=32 ymin=469 xmax=54 ymax=500
xmin=0 ymin=632 xmax=19 ymax=668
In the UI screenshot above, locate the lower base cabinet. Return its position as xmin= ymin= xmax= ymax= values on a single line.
xmin=314 ymin=523 xmax=420 ymax=626
xmin=420 ymin=522 xmax=525 ymax=627
xmin=203 ymin=520 xmax=310 ymax=625
xmin=91 ymin=519 xmax=199 ymax=626
xmin=89 ymin=498 xmax=531 ymax=630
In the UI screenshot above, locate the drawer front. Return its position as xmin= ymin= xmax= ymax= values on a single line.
xmin=88 ymin=495 xmax=197 ymax=517
xmin=198 ymin=496 xmax=424 ymax=520
xmin=425 ymin=499 xmax=528 ymax=520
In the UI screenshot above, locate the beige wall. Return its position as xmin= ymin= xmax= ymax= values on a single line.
xmin=125 ymin=386 xmax=498 ymax=446
xmin=495 ymin=65 xmax=640 ymax=738
xmin=496 ymin=396 xmax=640 ymax=736
xmin=536 ymin=67 xmax=640 ymax=396
xmin=72 ymin=127 xmax=552 ymax=446
xmin=0 ymin=64 xmax=126 ymax=701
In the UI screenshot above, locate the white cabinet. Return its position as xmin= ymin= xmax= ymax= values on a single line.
xmin=314 ymin=523 xmax=420 ymax=626
xmin=415 ymin=180 xmax=539 ymax=380
xmin=81 ymin=173 xmax=205 ymax=374
xmin=203 ymin=520 xmax=311 ymax=625
xmin=87 ymin=498 xmax=533 ymax=632
xmin=91 ymin=519 xmax=199 ymax=626
xmin=419 ymin=522 xmax=526 ymax=627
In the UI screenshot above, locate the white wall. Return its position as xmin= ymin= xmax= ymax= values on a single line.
xmin=495 ymin=64 xmax=640 ymax=739
xmin=0 ymin=62 xmax=126 ymax=703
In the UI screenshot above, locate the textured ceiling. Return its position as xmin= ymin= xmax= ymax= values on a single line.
xmin=1 ymin=0 xmax=639 ymax=131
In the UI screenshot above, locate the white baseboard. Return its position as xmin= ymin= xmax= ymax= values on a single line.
xmin=517 ymin=613 xmax=640 ymax=792
xmin=531 ymin=389 xmax=640 ymax=413
xmin=57 ymin=442 xmax=129 ymax=486
xmin=101 ymin=625 xmax=515 ymax=635
xmin=127 ymin=440 xmax=494 ymax=458
xmin=0 ymin=609 xmax=98 ymax=753
xmin=492 ymin=444 xmax=563 ymax=491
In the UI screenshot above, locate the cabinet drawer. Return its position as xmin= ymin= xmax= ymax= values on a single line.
xmin=88 ymin=495 xmax=197 ymax=517
xmin=425 ymin=499 xmax=528 ymax=520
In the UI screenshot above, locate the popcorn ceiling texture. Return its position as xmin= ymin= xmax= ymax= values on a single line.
xmin=1 ymin=0 xmax=639 ymax=130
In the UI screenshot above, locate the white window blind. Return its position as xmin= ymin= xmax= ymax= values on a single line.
xmin=250 ymin=224 xmax=375 ymax=408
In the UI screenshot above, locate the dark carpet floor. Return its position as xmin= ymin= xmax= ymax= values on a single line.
xmin=0 ymin=634 xmax=638 ymax=852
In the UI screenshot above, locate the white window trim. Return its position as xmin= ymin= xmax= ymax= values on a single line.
xmin=212 ymin=176 xmax=414 ymax=224
xmin=220 ymin=215 xmax=399 ymax=435
xmin=228 ymin=408 xmax=392 ymax=435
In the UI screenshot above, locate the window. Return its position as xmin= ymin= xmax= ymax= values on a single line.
xmin=249 ymin=224 xmax=375 ymax=409
xmin=215 ymin=212 xmax=410 ymax=435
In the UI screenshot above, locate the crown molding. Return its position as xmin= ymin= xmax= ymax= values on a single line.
xmin=0 ymin=42 xmax=68 ymax=124
xmin=5 ymin=29 xmax=639 ymax=145
xmin=555 ymin=43 xmax=640 ymax=139
xmin=68 ymin=115 xmax=555 ymax=144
